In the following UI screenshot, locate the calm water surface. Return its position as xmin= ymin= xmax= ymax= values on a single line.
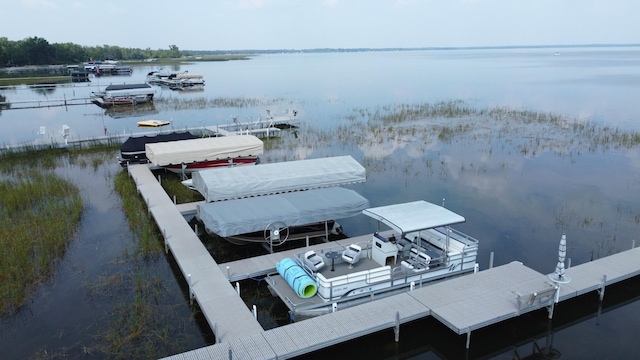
xmin=1 ymin=47 xmax=639 ymax=359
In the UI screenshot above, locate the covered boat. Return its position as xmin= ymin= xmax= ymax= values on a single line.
xmin=196 ymin=187 xmax=370 ymax=247
xmin=91 ymin=83 xmax=155 ymax=108
xmin=145 ymin=135 xmax=263 ymax=174
xmin=190 ymin=155 xmax=366 ymax=202
xmin=118 ymin=131 xmax=197 ymax=167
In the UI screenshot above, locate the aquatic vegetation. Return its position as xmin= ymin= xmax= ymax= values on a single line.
xmin=113 ymin=171 xmax=164 ymax=257
xmin=0 ymin=170 xmax=82 ymax=315
xmin=154 ymin=96 xmax=287 ymax=111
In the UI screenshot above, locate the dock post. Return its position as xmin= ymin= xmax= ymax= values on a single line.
xmin=188 ymin=274 xmax=194 ymax=305
xmin=236 ymin=282 xmax=240 ymax=295
xmin=466 ymin=330 xmax=471 ymax=349
xmin=227 ymin=266 xmax=230 ymax=279
xmin=489 ymin=252 xmax=494 ymax=269
xmin=598 ymin=275 xmax=607 ymax=301
xmin=229 ymin=347 xmax=232 ymax=360
xmin=394 ymin=311 xmax=400 ymax=342
xmin=163 ymin=229 xmax=168 ymax=253
xmin=252 ymin=305 xmax=257 ymax=319
xmin=306 ymin=235 xmax=310 ymax=247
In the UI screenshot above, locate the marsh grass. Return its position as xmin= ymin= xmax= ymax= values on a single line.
xmin=0 ymin=169 xmax=82 ymax=315
xmin=113 ymin=171 xmax=164 ymax=257
xmin=156 ymin=171 xmax=204 ymax=204
xmin=154 ymin=96 xmax=286 ymax=111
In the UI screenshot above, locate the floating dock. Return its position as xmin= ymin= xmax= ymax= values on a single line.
xmin=126 ymin=164 xmax=640 ymax=360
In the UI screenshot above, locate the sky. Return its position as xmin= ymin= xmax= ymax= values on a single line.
xmin=3 ymin=0 xmax=640 ymax=51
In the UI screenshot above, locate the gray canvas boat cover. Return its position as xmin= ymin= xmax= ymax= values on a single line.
xmin=362 ymin=200 xmax=466 ymax=234
xmin=196 ymin=187 xmax=370 ymax=237
xmin=191 ymin=155 xmax=366 ymax=202
xmin=145 ymin=135 xmax=263 ymax=166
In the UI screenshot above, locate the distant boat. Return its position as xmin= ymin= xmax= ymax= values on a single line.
xmin=91 ymin=83 xmax=155 ymax=108
xmin=137 ymin=119 xmax=170 ymax=128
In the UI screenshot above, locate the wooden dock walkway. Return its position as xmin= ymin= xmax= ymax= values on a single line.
xmin=127 ymin=164 xmax=640 ymax=359
xmin=127 ymin=164 xmax=264 ymax=342
xmin=162 ymin=248 xmax=640 ymax=360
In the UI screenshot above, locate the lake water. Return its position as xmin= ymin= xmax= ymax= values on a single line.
xmin=1 ymin=47 xmax=640 ymax=359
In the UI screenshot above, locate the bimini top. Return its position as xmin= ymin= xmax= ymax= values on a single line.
xmin=363 ymin=200 xmax=465 ymax=234
xmin=145 ymin=135 xmax=263 ymax=166
xmin=191 ymin=155 xmax=366 ymax=202
xmin=197 ymin=187 xmax=370 ymax=237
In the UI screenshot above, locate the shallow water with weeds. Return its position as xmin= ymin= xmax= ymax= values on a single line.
xmin=1 ymin=48 xmax=640 ymax=358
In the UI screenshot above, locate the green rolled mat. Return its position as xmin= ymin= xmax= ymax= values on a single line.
xmin=276 ymin=258 xmax=318 ymax=298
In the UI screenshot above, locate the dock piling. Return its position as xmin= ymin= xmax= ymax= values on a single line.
xmin=188 ymin=274 xmax=194 ymax=305
xmin=394 ymin=312 xmax=400 ymax=342
xmin=598 ymin=275 xmax=607 ymax=301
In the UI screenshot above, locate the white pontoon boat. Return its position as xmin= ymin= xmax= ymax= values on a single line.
xmin=266 ymin=200 xmax=480 ymax=318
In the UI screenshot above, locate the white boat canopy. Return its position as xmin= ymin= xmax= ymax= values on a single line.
xmin=362 ymin=200 xmax=465 ymax=234
xmin=145 ymin=135 xmax=263 ymax=166
xmin=196 ymin=187 xmax=370 ymax=237
xmin=191 ymin=155 xmax=366 ymax=202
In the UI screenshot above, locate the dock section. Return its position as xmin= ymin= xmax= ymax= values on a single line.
xmin=127 ymin=164 xmax=264 ymax=341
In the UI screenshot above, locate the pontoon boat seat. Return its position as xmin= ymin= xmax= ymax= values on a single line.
xmin=304 ymin=250 xmax=325 ymax=271
xmin=342 ymin=244 xmax=362 ymax=268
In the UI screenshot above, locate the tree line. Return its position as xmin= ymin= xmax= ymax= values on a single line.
xmin=0 ymin=37 xmax=183 ymax=67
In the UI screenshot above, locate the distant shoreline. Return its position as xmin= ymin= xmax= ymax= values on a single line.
xmin=188 ymin=43 xmax=640 ymax=55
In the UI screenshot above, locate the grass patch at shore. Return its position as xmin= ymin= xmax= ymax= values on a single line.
xmin=0 ymin=170 xmax=82 ymax=315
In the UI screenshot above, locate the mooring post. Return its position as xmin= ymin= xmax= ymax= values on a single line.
xmin=489 ymin=252 xmax=494 ymax=269
xmin=236 ymin=282 xmax=240 ymax=296
xmin=173 ymin=195 xmax=176 ymax=205
xmin=163 ymin=229 xmax=168 ymax=253
xmin=632 ymin=239 xmax=636 ymax=249
xmin=466 ymin=330 xmax=471 ymax=349
xmin=188 ymin=274 xmax=193 ymax=305
xmin=157 ymin=174 xmax=161 ymax=185
xmin=598 ymin=275 xmax=607 ymax=301
xmin=227 ymin=266 xmax=230 ymax=279
xmin=252 ymin=305 xmax=257 ymax=319
xmin=228 ymin=347 xmax=232 ymax=360
xmin=214 ymin=323 xmax=219 ymax=343
xmin=306 ymin=235 xmax=310 ymax=247
xmin=394 ymin=311 xmax=400 ymax=342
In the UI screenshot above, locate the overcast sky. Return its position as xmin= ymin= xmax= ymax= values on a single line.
xmin=4 ymin=0 xmax=640 ymax=51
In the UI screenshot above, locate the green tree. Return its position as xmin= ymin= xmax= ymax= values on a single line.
xmin=20 ymin=37 xmax=54 ymax=64
xmin=169 ymin=44 xmax=180 ymax=58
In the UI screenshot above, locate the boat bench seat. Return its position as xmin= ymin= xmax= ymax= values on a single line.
xmin=409 ymin=248 xmax=430 ymax=262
